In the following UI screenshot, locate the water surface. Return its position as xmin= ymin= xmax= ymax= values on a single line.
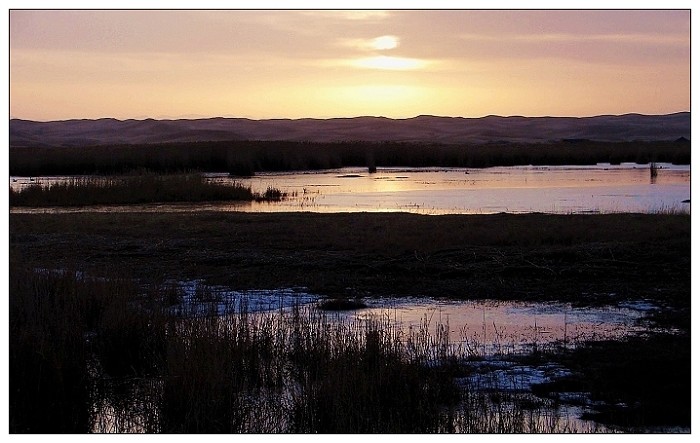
xmin=227 ymin=163 xmax=689 ymax=214
xmin=11 ymin=163 xmax=689 ymax=214
xmin=170 ymin=281 xmax=653 ymax=356
xmin=89 ymin=280 xmax=666 ymax=433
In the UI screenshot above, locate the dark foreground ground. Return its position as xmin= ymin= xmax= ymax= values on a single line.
xmin=9 ymin=211 xmax=690 ymax=306
xmin=9 ymin=211 xmax=691 ymax=431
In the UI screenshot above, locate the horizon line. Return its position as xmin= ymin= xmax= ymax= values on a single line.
xmin=10 ymin=110 xmax=691 ymax=123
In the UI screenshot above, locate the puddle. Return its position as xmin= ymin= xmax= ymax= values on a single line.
xmin=166 ymin=281 xmax=653 ymax=356
xmin=84 ymin=279 xmax=667 ymax=433
xmin=332 ymin=297 xmax=652 ymax=356
xmin=164 ymin=279 xmax=320 ymax=317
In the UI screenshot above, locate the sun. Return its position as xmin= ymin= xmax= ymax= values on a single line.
xmin=370 ymin=35 xmax=399 ymax=50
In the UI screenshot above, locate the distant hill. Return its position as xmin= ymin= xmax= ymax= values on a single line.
xmin=9 ymin=112 xmax=690 ymax=147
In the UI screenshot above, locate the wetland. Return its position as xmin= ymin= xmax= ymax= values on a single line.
xmin=8 ymin=147 xmax=691 ymax=433
xmin=9 ymin=208 xmax=691 ymax=433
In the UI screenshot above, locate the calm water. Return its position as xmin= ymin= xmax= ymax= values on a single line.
xmin=226 ymin=163 xmax=690 ymax=214
xmin=337 ymin=297 xmax=653 ymax=355
xmin=10 ymin=163 xmax=690 ymax=214
xmin=169 ymin=280 xmax=654 ymax=357
xmin=151 ymin=281 xmax=659 ymax=433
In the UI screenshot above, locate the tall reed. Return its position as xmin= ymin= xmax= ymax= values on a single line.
xmin=10 ymin=139 xmax=691 ymax=177
xmin=9 ymin=173 xmax=257 ymax=206
xmin=10 ymin=267 xmax=102 ymax=432
xmin=10 ymin=266 xmax=640 ymax=433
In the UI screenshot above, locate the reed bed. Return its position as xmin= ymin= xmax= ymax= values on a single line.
xmin=9 ymin=211 xmax=690 ymax=433
xmin=9 ymin=173 xmax=285 ymax=206
xmin=10 ymin=139 xmax=690 ymax=177
xmin=11 ymin=265 xmax=621 ymax=434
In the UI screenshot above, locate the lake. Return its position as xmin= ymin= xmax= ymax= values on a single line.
xmin=226 ymin=163 xmax=690 ymax=214
xmin=11 ymin=163 xmax=688 ymax=214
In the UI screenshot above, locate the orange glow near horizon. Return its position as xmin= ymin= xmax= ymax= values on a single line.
xmin=9 ymin=10 xmax=690 ymax=121
xmin=329 ymin=84 xmax=430 ymax=117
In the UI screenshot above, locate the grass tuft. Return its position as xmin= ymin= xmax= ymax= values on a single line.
xmin=317 ymin=298 xmax=368 ymax=311
xmin=255 ymin=186 xmax=286 ymax=202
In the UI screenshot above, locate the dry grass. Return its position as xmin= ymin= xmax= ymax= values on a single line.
xmin=8 ymin=267 xmax=463 ymax=433
xmin=9 ymin=211 xmax=690 ymax=432
xmin=9 ymin=211 xmax=690 ymax=304
xmin=10 ymin=259 xmax=690 ymax=433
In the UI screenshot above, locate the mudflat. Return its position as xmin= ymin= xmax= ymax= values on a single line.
xmin=9 ymin=211 xmax=690 ymax=308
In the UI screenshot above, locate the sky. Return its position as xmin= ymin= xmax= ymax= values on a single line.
xmin=8 ymin=7 xmax=691 ymax=121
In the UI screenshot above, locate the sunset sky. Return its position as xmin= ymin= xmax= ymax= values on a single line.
xmin=8 ymin=7 xmax=691 ymax=121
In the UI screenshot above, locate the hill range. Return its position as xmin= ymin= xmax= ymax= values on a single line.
xmin=9 ymin=112 xmax=690 ymax=147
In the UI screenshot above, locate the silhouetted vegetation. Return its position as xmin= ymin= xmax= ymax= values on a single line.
xmin=255 ymin=186 xmax=285 ymax=202
xmin=10 ymin=262 xmax=690 ymax=433
xmin=532 ymin=333 xmax=691 ymax=429
xmin=10 ymin=211 xmax=690 ymax=432
xmin=10 ymin=267 xmax=94 ymax=432
xmin=9 ymin=139 xmax=690 ymax=176
xmin=7 ymin=267 xmax=473 ymax=433
xmin=9 ymin=173 xmax=285 ymax=206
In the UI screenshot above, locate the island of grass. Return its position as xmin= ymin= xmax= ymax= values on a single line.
xmin=9 ymin=172 xmax=286 ymax=206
